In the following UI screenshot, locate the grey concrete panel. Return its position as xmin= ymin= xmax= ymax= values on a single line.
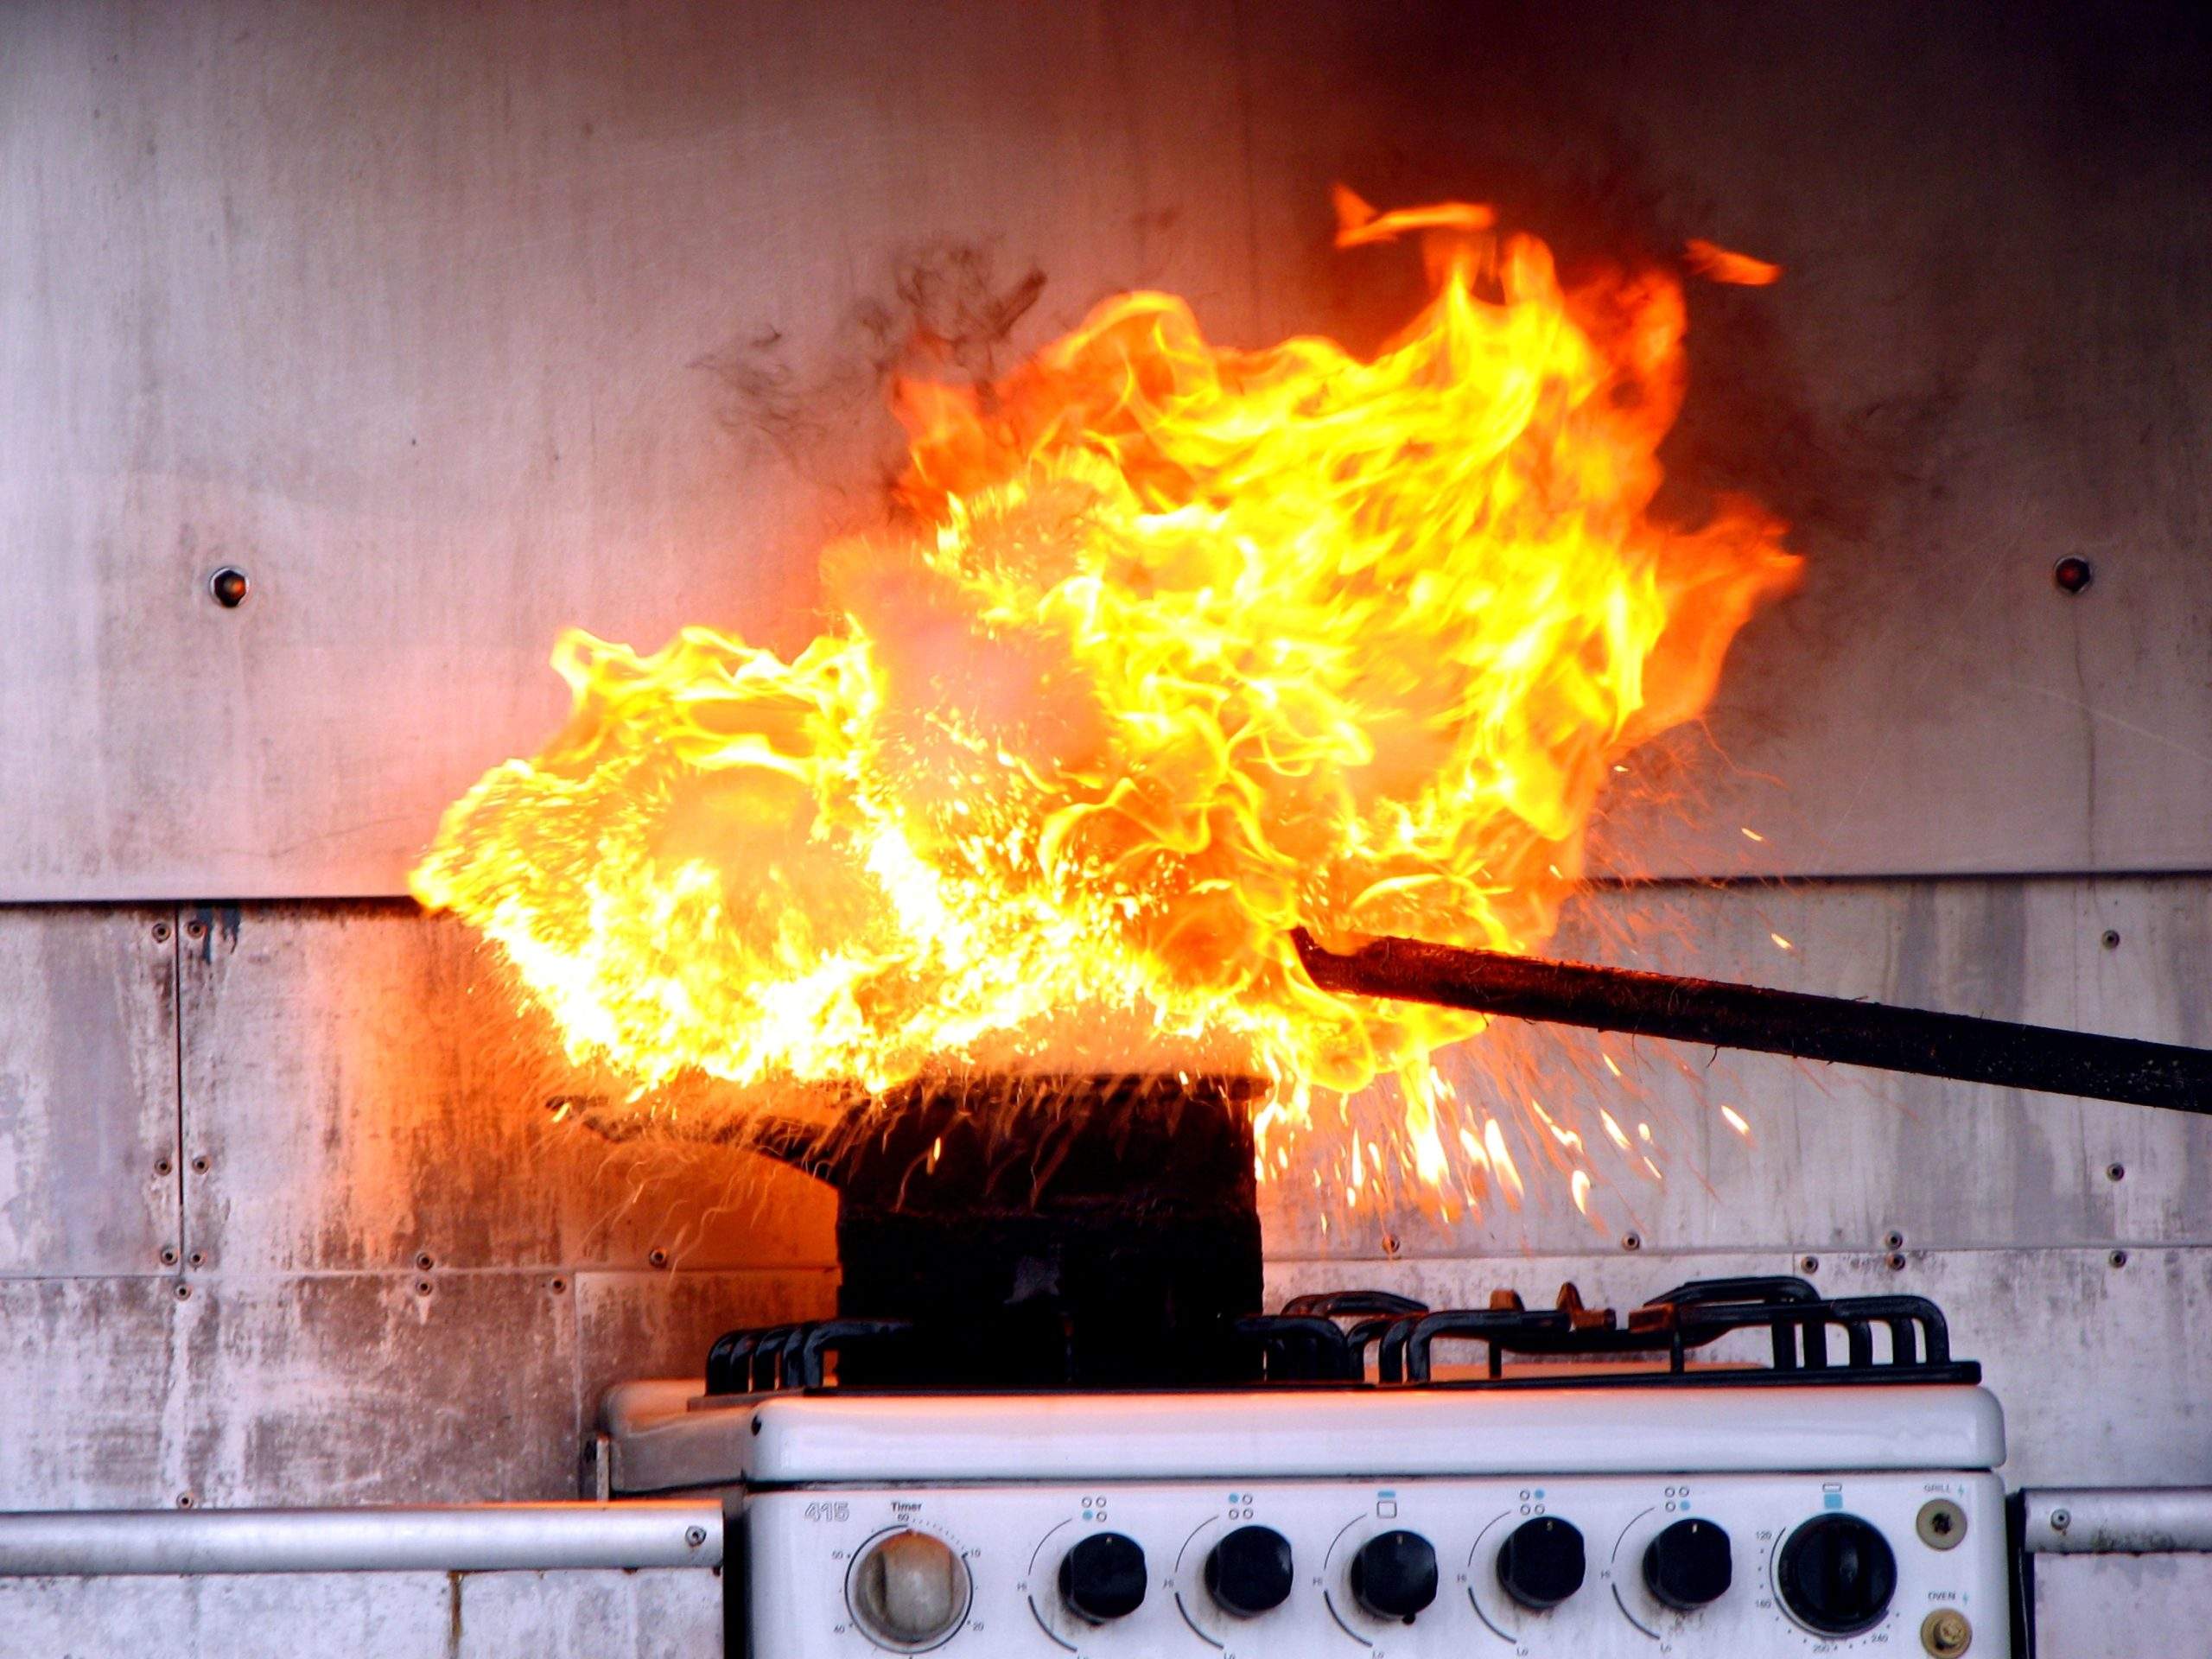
xmin=454 ymin=1567 xmax=723 ymax=1658
xmin=575 ymin=1269 xmax=834 ymax=1427
xmin=1263 ymin=875 xmax=2212 ymax=1261
xmin=2035 ymin=1554 xmax=2212 ymax=1659
xmin=0 ymin=1277 xmax=188 ymax=1509
xmin=178 ymin=902 xmax=836 ymax=1272
xmin=1243 ymin=3 xmax=2212 ymax=885
xmin=175 ymin=1273 xmax=579 ymax=1507
xmin=0 ymin=1569 xmax=719 ymax=1659
xmin=0 ymin=906 xmax=179 ymax=1274
xmin=0 ymin=0 xmax=1257 ymax=902
xmin=4 ymin=6 xmax=2212 ymax=901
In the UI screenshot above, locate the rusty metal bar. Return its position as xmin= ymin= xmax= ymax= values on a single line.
xmin=1291 ymin=928 xmax=2212 ymax=1115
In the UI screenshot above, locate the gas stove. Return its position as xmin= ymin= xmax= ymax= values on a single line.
xmin=598 ymin=1276 xmax=2011 ymax=1657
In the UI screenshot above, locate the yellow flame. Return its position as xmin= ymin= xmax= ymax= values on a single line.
xmin=411 ymin=194 xmax=1797 ymax=1194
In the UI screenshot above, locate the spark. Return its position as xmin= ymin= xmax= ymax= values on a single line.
xmin=1719 ymin=1104 xmax=1751 ymax=1137
xmin=1770 ymin=932 xmax=1794 ymax=951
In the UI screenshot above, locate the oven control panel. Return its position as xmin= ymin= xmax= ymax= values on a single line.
xmin=745 ymin=1472 xmax=2005 ymax=1657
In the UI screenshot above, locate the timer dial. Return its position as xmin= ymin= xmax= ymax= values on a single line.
xmin=849 ymin=1529 xmax=970 ymax=1649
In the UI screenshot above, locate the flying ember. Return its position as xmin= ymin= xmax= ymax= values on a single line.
xmin=411 ymin=192 xmax=1800 ymax=1190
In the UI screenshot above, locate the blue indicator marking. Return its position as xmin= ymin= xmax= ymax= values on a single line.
xmin=1822 ymin=1492 xmax=1844 ymax=1511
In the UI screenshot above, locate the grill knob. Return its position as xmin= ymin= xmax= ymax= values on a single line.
xmin=1205 ymin=1525 xmax=1294 ymax=1617
xmin=1777 ymin=1514 xmax=1897 ymax=1636
xmin=1642 ymin=1518 xmax=1733 ymax=1611
xmin=1350 ymin=1529 xmax=1438 ymax=1623
xmin=1497 ymin=1515 xmax=1586 ymax=1610
xmin=1059 ymin=1531 xmax=1147 ymax=1623
xmin=849 ymin=1529 xmax=969 ymax=1648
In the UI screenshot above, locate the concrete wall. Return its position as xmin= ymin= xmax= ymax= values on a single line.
xmin=4 ymin=5 xmax=2211 ymax=1655
xmin=4 ymin=0 xmax=2210 ymax=897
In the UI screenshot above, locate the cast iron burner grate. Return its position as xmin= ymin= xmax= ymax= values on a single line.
xmin=704 ymin=1274 xmax=1979 ymax=1394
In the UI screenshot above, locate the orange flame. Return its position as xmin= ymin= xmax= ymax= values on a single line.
xmin=412 ymin=195 xmax=1799 ymax=1192
xmin=1683 ymin=238 xmax=1783 ymax=287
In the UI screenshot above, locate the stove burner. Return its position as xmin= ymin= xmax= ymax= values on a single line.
xmin=703 ymin=1275 xmax=1978 ymax=1395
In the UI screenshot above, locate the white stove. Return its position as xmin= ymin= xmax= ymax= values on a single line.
xmin=598 ymin=1276 xmax=2012 ymax=1658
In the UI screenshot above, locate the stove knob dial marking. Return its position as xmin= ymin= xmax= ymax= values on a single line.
xmin=849 ymin=1528 xmax=970 ymax=1649
xmin=1497 ymin=1515 xmax=1586 ymax=1610
xmin=1205 ymin=1524 xmax=1294 ymax=1617
xmin=1776 ymin=1513 xmax=1897 ymax=1636
xmin=1059 ymin=1530 xmax=1147 ymax=1623
xmin=1351 ymin=1529 xmax=1438 ymax=1623
xmin=1642 ymin=1517 xmax=1733 ymax=1611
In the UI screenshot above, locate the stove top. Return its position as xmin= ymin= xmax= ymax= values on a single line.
xmin=699 ymin=1274 xmax=1980 ymax=1394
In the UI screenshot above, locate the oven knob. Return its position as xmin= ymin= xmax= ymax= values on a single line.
xmin=1205 ymin=1524 xmax=1294 ymax=1617
xmin=1059 ymin=1531 xmax=1147 ymax=1623
xmin=1350 ymin=1529 xmax=1438 ymax=1623
xmin=1497 ymin=1516 xmax=1586 ymax=1609
xmin=849 ymin=1529 xmax=970 ymax=1648
xmin=1777 ymin=1514 xmax=1897 ymax=1636
xmin=1643 ymin=1517 xmax=1732 ymax=1610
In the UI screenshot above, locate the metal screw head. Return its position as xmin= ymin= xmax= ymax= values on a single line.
xmin=684 ymin=1525 xmax=708 ymax=1548
xmin=549 ymin=1277 xmax=568 ymax=1294
xmin=2053 ymin=556 xmax=2093 ymax=594
xmin=188 ymin=1251 xmax=204 ymax=1268
xmin=1381 ymin=1232 xmax=1402 ymax=1258
xmin=1620 ymin=1231 xmax=1643 ymax=1252
xmin=1800 ymin=1254 xmax=1821 ymax=1273
xmin=647 ymin=1248 xmax=671 ymax=1269
xmin=2110 ymin=1249 xmax=2129 ymax=1268
xmin=159 ymin=1246 xmax=179 ymax=1267
xmin=1885 ymin=1230 xmax=1905 ymax=1250
xmin=2050 ymin=1507 xmax=2071 ymax=1531
xmin=1886 ymin=1251 xmax=1908 ymax=1271
xmin=2107 ymin=1162 xmax=2126 ymax=1182
xmin=1917 ymin=1497 xmax=1967 ymax=1550
xmin=1921 ymin=1606 xmax=1973 ymax=1656
xmin=2101 ymin=929 xmax=2121 ymax=950
xmin=184 ymin=919 xmax=207 ymax=941
xmin=191 ymin=1155 xmax=209 ymax=1173
xmin=155 ymin=1157 xmax=173 ymax=1177
xmin=414 ymin=1278 xmax=434 ymax=1297
xmin=208 ymin=566 xmax=251 ymax=607
xmin=175 ymin=1492 xmax=196 ymax=1510
xmin=151 ymin=922 xmax=172 ymax=944
xmin=174 ymin=1282 xmax=193 ymax=1301
xmin=414 ymin=1251 xmax=435 ymax=1272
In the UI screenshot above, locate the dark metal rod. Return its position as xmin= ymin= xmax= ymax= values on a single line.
xmin=1291 ymin=927 xmax=2212 ymax=1115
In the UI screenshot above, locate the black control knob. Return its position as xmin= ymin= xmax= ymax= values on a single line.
xmin=1205 ymin=1525 xmax=1294 ymax=1617
xmin=1642 ymin=1518 xmax=1732 ymax=1611
xmin=1777 ymin=1514 xmax=1897 ymax=1636
xmin=1058 ymin=1532 xmax=1147 ymax=1623
xmin=1351 ymin=1529 xmax=1438 ymax=1622
xmin=1497 ymin=1516 xmax=1586 ymax=1610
